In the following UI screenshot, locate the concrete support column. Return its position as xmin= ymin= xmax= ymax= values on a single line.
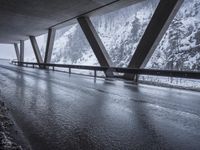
xmin=124 ymin=0 xmax=183 ymax=80
xmin=30 ymin=36 xmax=44 ymax=68
xmin=14 ymin=43 xmax=20 ymax=61
xmin=44 ymin=28 xmax=56 ymax=64
xmin=77 ymin=16 xmax=113 ymax=77
xmin=19 ymin=40 xmax=24 ymax=63
xmin=30 ymin=36 xmax=43 ymax=63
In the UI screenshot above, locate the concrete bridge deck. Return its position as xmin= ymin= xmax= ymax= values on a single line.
xmin=0 ymin=60 xmax=200 ymax=150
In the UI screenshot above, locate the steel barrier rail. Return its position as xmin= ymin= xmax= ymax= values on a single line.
xmin=11 ymin=61 xmax=200 ymax=80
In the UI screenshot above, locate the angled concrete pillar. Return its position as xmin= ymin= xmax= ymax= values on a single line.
xmin=19 ymin=40 xmax=24 ymax=63
xmin=44 ymin=28 xmax=56 ymax=64
xmin=30 ymin=36 xmax=43 ymax=64
xmin=77 ymin=16 xmax=113 ymax=77
xmin=14 ymin=43 xmax=20 ymax=61
xmin=124 ymin=0 xmax=183 ymax=80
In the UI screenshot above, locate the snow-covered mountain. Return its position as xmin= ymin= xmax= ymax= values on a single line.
xmin=50 ymin=0 xmax=200 ymax=73
xmin=51 ymin=0 xmax=159 ymax=67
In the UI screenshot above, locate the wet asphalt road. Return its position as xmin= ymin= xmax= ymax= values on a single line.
xmin=0 ymin=60 xmax=200 ymax=150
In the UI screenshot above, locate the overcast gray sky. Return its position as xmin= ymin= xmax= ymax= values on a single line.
xmin=0 ymin=34 xmax=47 ymax=61
xmin=0 ymin=44 xmax=16 ymax=60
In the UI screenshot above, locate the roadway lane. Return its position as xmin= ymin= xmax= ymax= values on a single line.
xmin=0 ymin=60 xmax=200 ymax=150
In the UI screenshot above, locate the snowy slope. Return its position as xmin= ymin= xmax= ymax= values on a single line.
xmin=51 ymin=0 xmax=159 ymax=67
xmin=51 ymin=0 xmax=200 ymax=71
xmin=37 ymin=0 xmax=200 ymax=88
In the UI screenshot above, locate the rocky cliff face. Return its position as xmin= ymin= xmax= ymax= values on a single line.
xmin=50 ymin=0 xmax=200 ymax=72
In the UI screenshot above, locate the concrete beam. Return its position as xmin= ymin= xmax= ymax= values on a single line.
xmin=14 ymin=43 xmax=20 ymax=61
xmin=124 ymin=0 xmax=183 ymax=80
xmin=77 ymin=16 xmax=113 ymax=77
xmin=19 ymin=40 xmax=24 ymax=63
xmin=44 ymin=28 xmax=56 ymax=64
xmin=30 ymin=36 xmax=44 ymax=65
xmin=0 ymin=0 xmax=143 ymax=43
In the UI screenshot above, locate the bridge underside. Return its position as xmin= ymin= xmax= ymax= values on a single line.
xmin=0 ymin=0 xmax=200 ymax=149
xmin=1 ymin=0 xmax=187 ymax=80
xmin=0 ymin=0 xmax=141 ymax=44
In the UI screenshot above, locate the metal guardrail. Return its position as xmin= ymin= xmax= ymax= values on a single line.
xmin=11 ymin=61 xmax=200 ymax=80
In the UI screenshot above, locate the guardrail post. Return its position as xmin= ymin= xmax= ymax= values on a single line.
xmin=134 ymin=74 xmax=139 ymax=83
xmin=69 ymin=68 xmax=71 ymax=74
xmin=94 ymin=70 xmax=97 ymax=78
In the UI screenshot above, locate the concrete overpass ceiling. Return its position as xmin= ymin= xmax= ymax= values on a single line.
xmin=0 ymin=0 xmax=143 ymax=44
